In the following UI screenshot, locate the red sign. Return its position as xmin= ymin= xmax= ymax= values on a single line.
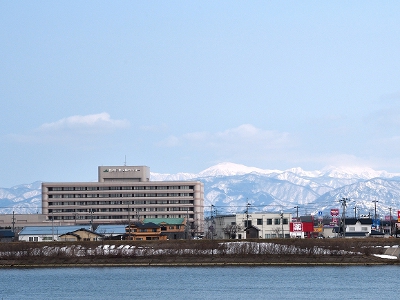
xmin=331 ymin=208 xmax=339 ymax=217
xmin=292 ymin=222 xmax=302 ymax=232
xmin=397 ymin=210 xmax=400 ymax=222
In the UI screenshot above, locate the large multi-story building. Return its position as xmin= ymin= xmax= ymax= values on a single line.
xmin=42 ymin=166 xmax=204 ymax=235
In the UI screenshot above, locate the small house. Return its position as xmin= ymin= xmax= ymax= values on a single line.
xmin=59 ymin=228 xmax=103 ymax=241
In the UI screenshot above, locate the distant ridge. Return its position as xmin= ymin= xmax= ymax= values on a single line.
xmin=2 ymin=163 xmax=400 ymax=216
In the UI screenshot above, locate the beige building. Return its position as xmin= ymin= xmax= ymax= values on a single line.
xmin=0 ymin=214 xmax=48 ymax=230
xmin=42 ymin=166 xmax=204 ymax=236
xmin=210 ymin=212 xmax=292 ymax=239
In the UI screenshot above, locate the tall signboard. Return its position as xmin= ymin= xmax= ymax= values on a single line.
xmin=331 ymin=208 xmax=339 ymax=225
xmin=397 ymin=210 xmax=400 ymax=223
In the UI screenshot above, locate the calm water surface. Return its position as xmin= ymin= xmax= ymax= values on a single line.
xmin=0 ymin=266 xmax=398 ymax=299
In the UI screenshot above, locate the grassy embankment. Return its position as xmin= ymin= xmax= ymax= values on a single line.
xmin=0 ymin=238 xmax=399 ymax=267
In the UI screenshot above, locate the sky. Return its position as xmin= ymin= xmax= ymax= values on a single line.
xmin=1 ymin=1 xmax=400 ymax=187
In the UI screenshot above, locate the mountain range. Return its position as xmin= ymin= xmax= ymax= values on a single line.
xmin=2 ymin=162 xmax=400 ymax=219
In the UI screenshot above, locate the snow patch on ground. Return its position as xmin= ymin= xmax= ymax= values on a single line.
xmin=373 ymin=254 xmax=398 ymax=260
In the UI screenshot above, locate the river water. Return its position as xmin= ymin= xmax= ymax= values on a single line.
xmin=0 ymin=265 xmax=398 ymax=299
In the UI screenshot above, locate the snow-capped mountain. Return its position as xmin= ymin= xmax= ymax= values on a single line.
xmin=1 ymin=163 xmax=400 ymax=218
xmin=0 ymin=181 xmax=42 ymax=214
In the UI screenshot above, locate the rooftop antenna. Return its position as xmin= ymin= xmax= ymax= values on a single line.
xmin=124 ymin=155 xmax=127 ymax=166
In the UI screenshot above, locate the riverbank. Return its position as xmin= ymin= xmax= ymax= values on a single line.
xmin=1 ymin=238 xmax=399 ymax=268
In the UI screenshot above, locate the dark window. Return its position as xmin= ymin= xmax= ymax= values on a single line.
xmin=244 ymin=220 xmax=252 ymax=227
xmin=257 ymin=219 xmax=263 ymax=225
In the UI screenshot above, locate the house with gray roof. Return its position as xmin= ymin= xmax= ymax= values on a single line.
xmin=18 ymin=225 xmax=92 ymax=242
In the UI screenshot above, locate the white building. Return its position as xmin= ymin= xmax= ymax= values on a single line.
xmin=211 ymin=212 xmax=292 ymax=239
xmin=42 ymin=165 xmax=204 ymax=236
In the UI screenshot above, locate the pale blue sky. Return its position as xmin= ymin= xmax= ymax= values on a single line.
xmin=1 ymin=1 xmax=400 ymax=186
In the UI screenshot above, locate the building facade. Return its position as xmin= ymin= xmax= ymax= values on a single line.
xmin=18 ymin=225 xmax=92 ymax=242
xmin=42 ymin=166 xmax=204 ymax=236
xmin=211 ymin=212 xmax=292 ymax=239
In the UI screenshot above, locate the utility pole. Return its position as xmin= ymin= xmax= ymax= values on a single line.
xmin=128 ymin=202 xmax=131 ymax=240
xmin=211 ymin=204 xmax=215 ymax=256
xmin=389 ymin=207 xmax=392 ymax=236
xmin=185 ymin=207 xmax=189 ymax=240
xmin=12 ymin=211 xmax=15 ymax=234
xmin=340 ymin=198 xmax=348 ymax=238
xmin=90 ymin=208 xmax=94 ymax=229
xmin=136 ymin=208 xmax=140 ymax=222
xmin=281 ymin=211 xmax=284 ymax=238
xmin=51 ymin=211 xmax=54 ymax=241
xmin=211 ymin=205 xmax=214 ymax=240
xmin=353 ymin=206 xmax=357 ymax=219
xmin=294 ymin=206 xmax=300 ymax=221
xmin=372 ymin=199 xmax=378 ymax=231
xmin=245 ymin=202 xmax=251 ymax=228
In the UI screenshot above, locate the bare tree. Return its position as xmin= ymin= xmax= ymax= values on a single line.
xmin=272 ymin=227 xmax=281 ymax=237
xmin=223 ymin=224 xmax=243 ymax=239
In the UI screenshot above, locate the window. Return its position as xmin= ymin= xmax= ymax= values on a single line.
xmin=266 ymin=219 xmax=272 ymax=225
xmin=349 ymin=227 xmax=355 ymax=232
xmin=361 ymin=227 xmax=368 ymax=231
xmin=257 ymin=219 xmax=263 ymax=225
xmin=283 ymin=218 xmax=288 ymax=225
xmin=274 ymin=219 xmax=280 ymax=225
xmin=244 ymin=220 xmax=252 ymax=227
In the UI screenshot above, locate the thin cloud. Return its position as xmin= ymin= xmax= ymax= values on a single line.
xmin=158 ymin=124 xmax=294 ymax=151
xmin=38 ymin=112 xmax=129 ymax=131
xmin=8 ymin=113 xmax=129 ymax=144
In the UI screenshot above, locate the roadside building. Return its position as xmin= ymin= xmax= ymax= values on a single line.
xmin=0 ymin=214 xmax=48 ymax=231
xmin=41 ymin=165 xmax=204 ymax=236
xmin=18 ymin=225 xmax=92 ymax=242
xmin=211 ymin=212 xmax=291 ymax=239
xmin=59 ymin=228 xmax=103 ymax=242
xmin=0 ymin=229 xmax=14 ymax=242
xmin=144 ymin=218 xmax=187 ymax=240
xmin=321 ymin=218 xmax=374 ymax=238
xmin=290 ymin=216 xmax=315 ymax=238
xmin=125 ymin=222 xmax=167 ymax=241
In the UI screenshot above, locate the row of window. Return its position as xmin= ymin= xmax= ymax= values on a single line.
xmin=49 ymin=214 xmax=195 ymax=221
xmin=48 ymin=200 xmax=194 ymax=206
xmin=49 ymin=207 xmax=194 ymax=213
xmin=48 ymin=193 xmax=194 ymax=198
xmin=245 ymin=218 xmax=289 ymax=227
xmin=48 ymin=185 xmax=194 ymax=191
xmin=126 ymin=228 xmax=159 ymax=233
xmin=348 ymin=226 xmax=368 ymax=232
